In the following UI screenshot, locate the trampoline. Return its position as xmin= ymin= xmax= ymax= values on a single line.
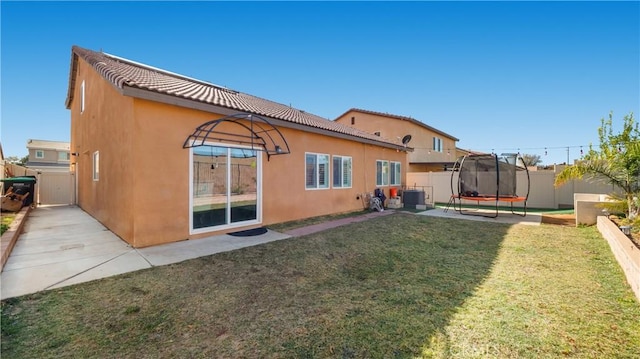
xmin=446 ymin=153 xmax=530 ymax=218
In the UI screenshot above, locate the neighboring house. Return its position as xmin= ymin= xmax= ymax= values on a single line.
xmin=334 ymin=109 xmax=459 ymax=172
xmin=65 ymin=45 xmax=409 ymax=248
xmin=25 ymin=139 xmax=71 ymax=172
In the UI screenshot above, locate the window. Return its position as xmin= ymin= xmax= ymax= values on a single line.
xmin=351 ymin=116 xmax=355 ymax=125
xmin=390 ymin=161 xmax=401 ymax=185
xmin=58 ymin=152 xmax=70 ymax=161
xmin=306 ymin=153 xmax=329 ymax=189
xmin=35 ymin=150 xmax=44 ymax=159
xmin=433 ymin=137 xmax=443 ymax=152
xmin=333 ymin=155 xmax=352 ymax=188
xmin=81 ymin=80 xmax=85 ymax=113
xmin=92 ymin=151 xmax=99 ymax=181
xmin=376 ymin=160 xmax=389 ymax=186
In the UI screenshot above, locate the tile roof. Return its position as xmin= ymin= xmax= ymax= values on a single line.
xmin=66 ymin=46 xmax=405 ymax=149
xmin=337 ymin=108 xmax=459 ymax=141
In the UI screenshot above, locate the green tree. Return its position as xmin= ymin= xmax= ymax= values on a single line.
xmin=554 ymin=112 xmax=640 ymax=219
xmin=521 ymin=153 xmax=542 ymax=167
xmin=4 ymin=155 xmax=28 ymax=166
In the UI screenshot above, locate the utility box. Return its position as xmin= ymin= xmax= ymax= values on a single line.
xmin=403 ymin=190 xmax=425 ymax=209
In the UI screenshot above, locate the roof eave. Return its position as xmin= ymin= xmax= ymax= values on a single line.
xmin=339 ymin=108 xmax=459 ymax=142
xmin=65 ymin=51 xmax=79 ymax=109
xmin=121 ymin=86 xmax=411 ymax=152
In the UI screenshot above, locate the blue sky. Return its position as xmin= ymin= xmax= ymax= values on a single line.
xmin=1 ymin=1 xmax=638 ymax=165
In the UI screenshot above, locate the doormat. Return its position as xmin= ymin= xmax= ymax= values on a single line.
xmin=228 ymin=227 xmax=268 ymax=237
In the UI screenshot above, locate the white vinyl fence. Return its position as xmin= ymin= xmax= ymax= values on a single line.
xmin=1 ymin=161 xmax=73 ymax=205
xmin=407 ymin=169 xmax=618 ymax=209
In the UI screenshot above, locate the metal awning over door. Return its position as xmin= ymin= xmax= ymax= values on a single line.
xmin=183 ymin=113 xmax=291 ymax=160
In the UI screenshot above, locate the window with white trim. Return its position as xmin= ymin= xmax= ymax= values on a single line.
xmin=35 ymin=150 xmax=44 ymax=159
xmin=332 ymin=155 xmax=352 ymax=188
xmin=433 ymin=136 xmax=443 ymax=152
xmin=92 ymin=151 xmax=99 ymax=181
xmin=58 ymin=152 xmax=70 ymax=161
xmin=390 ymin=161 xmax=401 ymax=185
xmin=81 ymin=80 xmax=85 ymax=113
xmin=305 ymin=153 xmax=329 ymax=189
xmin=376 ymin=160 xmax=389 ymax=186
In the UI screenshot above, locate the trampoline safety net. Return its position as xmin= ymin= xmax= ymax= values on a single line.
xmin=458 ymin=154 xmax=519 ymax=197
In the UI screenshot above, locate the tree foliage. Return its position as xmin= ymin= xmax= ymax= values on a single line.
xmin=555 ymin=112 xmax=640 ymax=219
xmin=4 ymin=155 xmax=28 ymax=166
xmin=521 ymin=153 xmax=542 ymax=167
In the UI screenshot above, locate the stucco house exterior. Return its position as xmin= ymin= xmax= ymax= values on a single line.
xmin=65 ymin=46 xmax=409 ymax=248
xmin=335 ymin=109 xmax=458 ymax=172
xmin=25 ymin=139 xmax=71 ymax=172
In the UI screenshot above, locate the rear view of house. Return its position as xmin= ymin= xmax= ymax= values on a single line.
xmin=65 ymin=46 xmax=408 ymax=247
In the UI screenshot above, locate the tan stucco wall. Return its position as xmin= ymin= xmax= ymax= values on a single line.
xmin=70 ymin=58 xmax=136 ymax=243
xmin=70 ymin=65 xmax=407 ymax=247
xmin=335 ymin=110 xmax=457 ymax=168
xmin=261 ymin=127 xmax=406 ymax=226
xmin=130 ymin=108 xmax=406 ymax=247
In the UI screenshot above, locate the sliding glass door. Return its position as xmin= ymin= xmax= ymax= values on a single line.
xmin=191 ymin=145 xmax=260 ymax=232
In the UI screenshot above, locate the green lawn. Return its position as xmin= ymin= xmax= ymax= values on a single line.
xmin=1 ymin=213 xmax=16 ymax=235
xmin=2 ymin=213 xmax=639 ymax=358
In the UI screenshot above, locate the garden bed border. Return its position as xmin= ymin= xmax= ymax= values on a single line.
xmin=1 ymin=206 xmax=32 ymax=271
xmin=597 ymin=216 xmax=640 ymax=302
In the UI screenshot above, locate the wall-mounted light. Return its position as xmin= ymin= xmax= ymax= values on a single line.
xmin=275 ymin=145 xmax=283 ymax=154
xmin=71 ymin=152 xmax=80 ymax=156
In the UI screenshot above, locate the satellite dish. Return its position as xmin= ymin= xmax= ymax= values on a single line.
xmin=401 ymin=134 xmax=412 ymax=145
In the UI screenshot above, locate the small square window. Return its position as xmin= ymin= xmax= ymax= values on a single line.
xmin=35 ymin=150 xmax=44 ymax=159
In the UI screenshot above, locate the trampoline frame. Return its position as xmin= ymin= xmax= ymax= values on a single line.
xmin=445 ymin=153 xmax=530 ymax=218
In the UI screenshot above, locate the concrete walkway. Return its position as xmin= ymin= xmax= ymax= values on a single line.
xmin=418 ymin=206 xmax=542 ymax=225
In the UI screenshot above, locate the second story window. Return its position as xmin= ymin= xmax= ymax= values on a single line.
xmin=81 ymin=80 xmax=86 ymax=113
xmin=433 ymin=137 xmax=443 ymax=152
xmin=93 ymin=151 xmax=100 ymax=181
xmin=35 ymin=150 xmax=44 ymax=159
xmin=58 ymin=152 xmax=70 ymax=161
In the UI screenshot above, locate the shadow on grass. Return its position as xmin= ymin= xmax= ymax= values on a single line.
xmin=1 ymin=213 xmax=508 ymax=358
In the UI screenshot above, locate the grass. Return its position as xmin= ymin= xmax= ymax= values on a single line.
xmin=268 ymin=209 xmax=371 ymax=232
xmin=2 ymin=213 xmax=639 ymax=358
xmin=1 ymin=213 xmax=16 ymax=235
